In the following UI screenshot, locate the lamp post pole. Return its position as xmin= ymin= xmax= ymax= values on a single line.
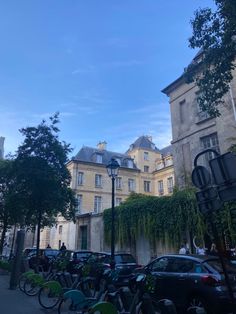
xmin=106 ymin=158 xmax=120 ymax=267
xmin=111 ymin=175 xmax=115 ymax=261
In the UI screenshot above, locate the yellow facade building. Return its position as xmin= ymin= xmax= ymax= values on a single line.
xmin=41 ymin=136 xmax=174 ymax=255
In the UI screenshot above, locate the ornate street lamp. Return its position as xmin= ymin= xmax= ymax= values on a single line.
xmin=106 ymin=158 xmax=120 ymax=265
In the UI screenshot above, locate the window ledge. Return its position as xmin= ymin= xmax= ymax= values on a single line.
xmin=195 ymin=116 xmax=214 ymax=125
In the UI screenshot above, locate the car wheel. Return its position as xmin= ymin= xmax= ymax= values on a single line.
xmin=187 ymin=296 xmax=210 ymax=314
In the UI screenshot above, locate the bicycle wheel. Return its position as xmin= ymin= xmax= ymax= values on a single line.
xmin=19 ymin=274 xmax=27 ymax=292
xmin=24 ymin=278 xmax=41 ymax=296
xmin=58 ymin=298 xmax=86 ymax=314
xmin=38 ymin=286 xmax=60 ymax=309
xmin=80 ymin=278 xmax=96 ymax=298
xmin=18 ymin=271 xmax=34 ymax=292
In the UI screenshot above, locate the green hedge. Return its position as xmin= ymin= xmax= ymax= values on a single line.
xmin=0 ymin=260 xmax=12 ymax=271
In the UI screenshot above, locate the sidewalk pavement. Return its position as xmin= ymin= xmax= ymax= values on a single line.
xmin=0 ymin=274 xmax=56 ymax=314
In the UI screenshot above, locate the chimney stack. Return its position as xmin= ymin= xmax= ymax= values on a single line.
xmin=97 ymin=141 xmax=107 ymax=150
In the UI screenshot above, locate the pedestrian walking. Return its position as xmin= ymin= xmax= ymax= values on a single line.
xmin=60 ymin=242 xmax=67 ymax=251
xmin=209 ymin=242 xmax=218 ymax=256
xmin=179 ymin=244 xmax=186 ymax=254
xmin=196 ymin=245 xmax=205 ymax=255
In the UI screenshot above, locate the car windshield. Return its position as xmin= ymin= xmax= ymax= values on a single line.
xmin=115 ymin=254 xmax=136 ymax=263
xmin=44 ymin=250 xmax=59 ymax=257
xmin=204 ymin=259 xmax=236 ymax=274
xmin=87 ymin=253 xmax=108 ymax=263
xmin=58 ymin=251 xmax=73 ymax=258
xmin=74 ymin=252 xmax=91 ymax=259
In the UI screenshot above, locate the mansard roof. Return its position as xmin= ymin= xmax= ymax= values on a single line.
xmin=127 ymin=135 xmax=160 ymax=152
xmin=160 ymin=145 xmax=173 ymax=157
xmin=72 ymin=146 xmax=138 ymax=170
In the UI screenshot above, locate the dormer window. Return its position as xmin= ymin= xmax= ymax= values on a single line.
xmin=115 ymin=157 xmax=121 ymax=166
xmin=127 ymin=159 xmax=133 ymax=168
xmin=96 ymin=154 xmax=103 ymax=163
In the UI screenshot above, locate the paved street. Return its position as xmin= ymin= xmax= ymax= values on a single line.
xmin=0 ymin=274 xmax=56 ymax=314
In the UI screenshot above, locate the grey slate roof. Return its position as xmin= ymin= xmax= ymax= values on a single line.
xmin=160 ymin=145 xmax=173 ymax=157
xmin=127 ymin=135 xmax=160 ymax=153
xmin=72 ymin=146 xmax=138 ymax=169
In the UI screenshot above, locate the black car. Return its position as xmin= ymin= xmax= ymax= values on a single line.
xmin=53 ymin=249 xmax=74 ymax=270
xmin=85 ymin=252 xmax=140 ymax=285
xmin=23 ymin=248 xmax=59 ymax=270
xmin=67 ymin=250 xmax=93 ymax=273
xmin=139 ymin=254 xmax=236 ymax=313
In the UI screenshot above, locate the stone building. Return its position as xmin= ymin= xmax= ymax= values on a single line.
xmin=0 ymin=137 xmax=5 ymax=159
xmin=162 ymin=53 xmax=236 ymax=188
xmin=41 ymin=136 xmax=174 ymax=262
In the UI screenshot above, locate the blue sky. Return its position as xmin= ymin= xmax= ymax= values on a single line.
xmin=0 ymin=0 xmax=215 ymax=157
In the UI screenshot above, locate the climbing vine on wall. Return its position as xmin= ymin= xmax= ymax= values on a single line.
xmin=103 ymin=189 xmax=206 ymax=249
xmin=104 ymin=190 xmax=236 ymax=249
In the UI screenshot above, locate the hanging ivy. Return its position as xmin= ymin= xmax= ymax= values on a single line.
xmin=103 ymin=189 xmax=206 ymax=249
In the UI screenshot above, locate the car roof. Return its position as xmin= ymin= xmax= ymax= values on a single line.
xmin=97 ymin=252 xmax=134 ymax=256
xmin=74 ymin=250 xmax=93 ymax=253
xmin=153 ymin=254 xmax=218 ymax=263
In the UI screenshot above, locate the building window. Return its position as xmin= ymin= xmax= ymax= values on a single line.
xmin=94 ymin=196 xmax=102 ymax=213
xmin=144 ymin=165 xmax=149 ymax=173
xmin=195 ymin=92 xmax=211 ymax=122
xmin=158 ymin=180 xmax=164 ymax=195
xmin=116 ymin=177 xmax=122 ymax=189
xmin=95 ymin=174 xmax=102 ymax=187
xmin=59 ymin=225 xmax=63 ymax=234
xmin=156 ymin=161 xmax=164 ymax=170
xmin=76 ymin=194 xmax=82 ymax=214
xmin=144 ymin=152 xmax=149 ymax=161
xmin=96 ymin=154 xmax=103 ymax=163
xmin=116 ymin=198 xmax=122 ymax=206
xmin=167 ymin=177 xmax=174 ymax=194
xmin=78 ymin=172 xmax=84 ymax=185
xmin=127 ymin=159 xmax=133 ymax=168
xmin=144 ymin=180 xmax=151 ymax=192
xmin=165 ymin=158 xmax=173 ymax=167
xmin=179 ymin=99 xmax=186 ymax=123
xmin=200 ymin=133 xmax=220 ymax=161
xmin=128 ymin=178 xmax=135 ymax=192
xmin=80 ymin=226 xmax=87 ymax=250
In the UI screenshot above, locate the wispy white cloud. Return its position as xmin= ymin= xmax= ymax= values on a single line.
xmin=31 ymin=111 xmax=76 ymax=120
xmin=72 ymin=59 xmax=144 ymax=75
xmin=60 ymin=102 xmax=99 ymax=115
xmin=106 ymin=101 xmax=172 ymax=152
xmin=103 ymin=59 xmax=143 ymax=68
xmin=72 ymin=65 xmax=96 ymax=75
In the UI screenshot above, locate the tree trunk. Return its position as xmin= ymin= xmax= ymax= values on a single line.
xmin=10 ymin=224 xmax=17 ymax=258
xmin=35 ymin=209 xmax=42 ymax=272
xmin=0 ymin=220 xmax=8 ymax=255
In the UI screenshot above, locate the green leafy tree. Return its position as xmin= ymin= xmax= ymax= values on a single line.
xmin=15 ymin=113 xmax=77 ymax=263
xmin=0 ymin=159 xmax=23 ymax=254
xmin=185 ymin=0 xmax=236 ymax=117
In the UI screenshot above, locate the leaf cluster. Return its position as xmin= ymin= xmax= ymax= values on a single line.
xmin=13 ymin=113 xmax=77 ymax=228
xmin=103 ymin=189 xmax=205 ymax=249
xmin=185 ymin=0 xmax=236 ymax=117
